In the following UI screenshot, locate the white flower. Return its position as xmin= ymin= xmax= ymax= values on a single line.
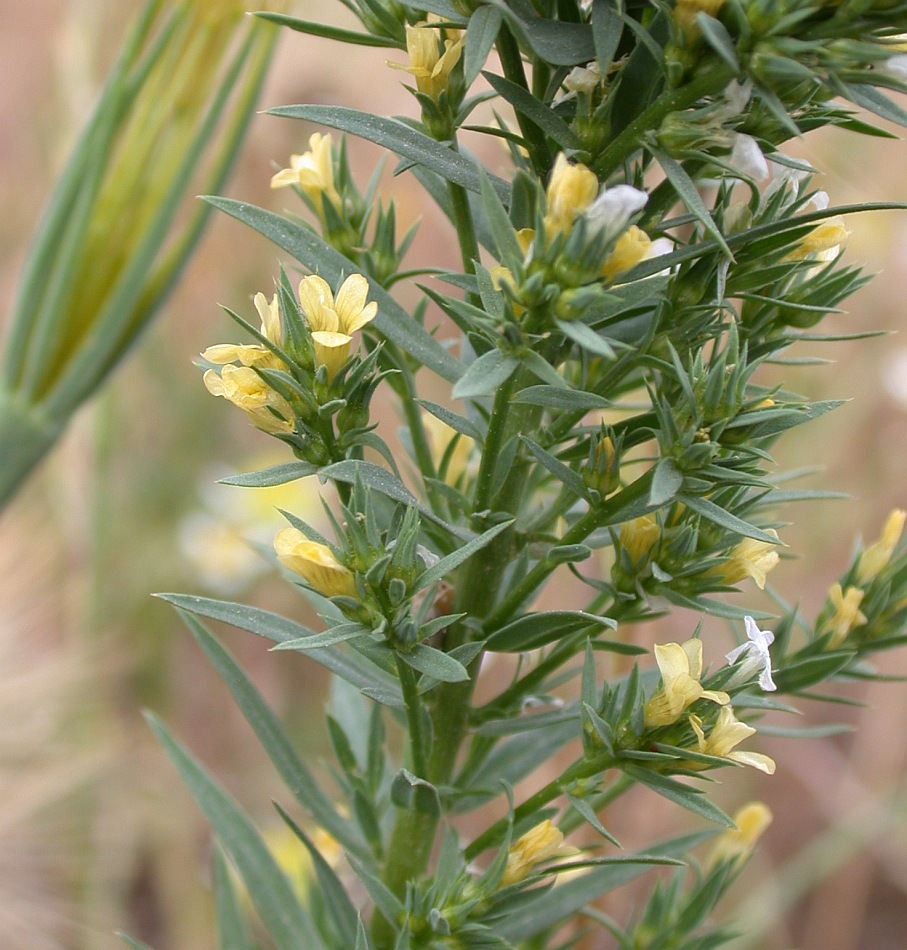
xmin=729 ymin=133 xmax=769 ymax=182
xmin=725 ymin=616 xmax=776 ymax=692
xmin=712 ymin=79 xmax=752 ymax=121
xmin=883 ymin=54 xmax=907 ymax=83
xmin=585 ymin=185 xmax=648 ymax=242
xmin=564 ymin=61 xmax=601 ymax=95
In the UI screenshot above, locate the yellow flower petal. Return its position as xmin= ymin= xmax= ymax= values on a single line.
xmin=312 ymin=330 xmax=352 ymax=381
xmin=274 ymin=527 xmax=357 ymax=598
xmin=857 ymin=508 xmax=906 ymax=583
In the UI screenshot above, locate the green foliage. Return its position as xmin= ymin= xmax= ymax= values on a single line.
xmin=150 ymin=1 xmax=907 ymax=948
xmin=0 ymin=0 xmax=280 ymax=508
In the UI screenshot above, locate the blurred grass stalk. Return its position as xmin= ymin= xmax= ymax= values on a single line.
xmin=0 ymin=0 xmax=281 ymax=509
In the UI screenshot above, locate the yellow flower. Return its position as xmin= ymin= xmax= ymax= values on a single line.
xmin=675 ymin=0 xmax=725 ymax=35
xmin=620 ymin=514 xmax=660 ymax=565
xmin=270 ymin=133 xmax=342 ymax=212
xmin=203 ymin=364 xmax=294 ymax=435
xmin=786 ymin=216 xmax=850 ymax=261
xmin=857 ymin=508 xmax=906 ymax=583
xmin=389 ymin=15 xmax=463 ymax=101
xmin=688 ymin=706 xmax=776 ymax=774
xmin=500 ymin=820 xmax=568 ymax=887
xmin=709 ymin=802 xmax=773 ymax=865
xmin=543 ymin=153 xmax=599 ymax=235
xmin=709 ymin=530 xmax=780 ymax=590
xmin=423 ymin=413 xmax=473 ymax=486
xmin=298 ymin=274 xmax=377 ymax=380
xmin=202 ymin=292 xmax=284 ymax=369
xmin=273 ymin=527 xmax=357 ymax=598
xmin=601 ymin=226 xmax=653 ymax=281
xmin=644 ymin=639 xmax=730 ymax=728
xmin=823 ymin=583 xmax=867 ymax=648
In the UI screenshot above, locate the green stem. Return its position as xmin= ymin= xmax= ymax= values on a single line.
xmin=371 ymin=808 xmax=438 ymax=947
xmin=593 ymin=67 xmax=733 ymax=179
xmin=482 ymin=469 xmax=654 ymax=633
xmin=0 ymin=392 xmax=62 ymax=511
xmin=448 ymin=179 xmax=481 ymax=282
xmin=464 ymin=754 xmax=614 ymax=860
xmin=396 ymin=656 xmax=429 ymax=779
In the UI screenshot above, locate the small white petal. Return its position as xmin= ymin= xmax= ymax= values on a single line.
xmin=730 ymin=134 xmax=769 ymax=182
xmin=586 ymin=185 xmax=648 ymax=240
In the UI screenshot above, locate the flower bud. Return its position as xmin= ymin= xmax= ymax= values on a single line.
xmin=500 ymin=821 xmax=567 ymax=887
xmin=274 ymin=528 xmax=357 ymax=598
xmin=856 ymin=509 xmax=906 ymax=583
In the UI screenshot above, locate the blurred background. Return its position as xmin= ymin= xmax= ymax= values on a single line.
xmin=1 ymin=1 xmax=907 ymax=947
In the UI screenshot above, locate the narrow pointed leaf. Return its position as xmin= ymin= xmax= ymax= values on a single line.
xmin=184 ymin=612 xmax=369 ymax=857
xmin=147 ymin=714 xmax=325 ymax=950
xmin=266 ymin=105 xmax=511 ymax=204
xmin=464 ymin=5 xmax=503 ymax=87
xmin=155 ymin=593 xmax=401 ymax=702
xmin=274 ymin=803 xmax=359 ymax=948
xmin=413 ymin=518 xmax=513 ymax=592
xmin=677 ymin=494 xmax=779 ymax=544
xmin=256 ymin=12 xmax=400 ymax=47
xmin=452 ymin=350 xmax=519 ymax=399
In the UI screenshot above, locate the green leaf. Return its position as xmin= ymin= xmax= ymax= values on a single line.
xmin=521 ymin=437 xmax=588 ymax=501
xmin=565 ymin=793 xmax=620 ymax=847
xmin=486 ymin=611 xmax=616 ymax=653
xmin=347 ymin=853 xmax=405 ymax=926
xmin=266 ymin=105 xmax=511 ymax=205
xmin=482 ymin=71 xmax=580 ymax=150
xmin=318 ymin=459 xmax=466 ymax=538
xmin=204 ymin=196 xmax=464 ymax=383
xmin=478 ymin=169 xmax=524 ymax=271
xmin=622 ymin=765 xmax=735 ymax=826
xmin=492 ymin=4 xmax=595 ymax=65
xmin=413 ymin=519 xmax=513 ymax=592
xmin=511 ymin=385 xmax=612 ymax=411
xmin=213 ymin=846 xmax=253 ymax=950
xmin=452 ymin=350 xmax=519 ymax=400
xmin=464 ymin=5 xmax=503 ymax=88
xmin=146 ymin=713 xmax=325 ymax=950
xmin=155 ymin=593 xmax=402 ymax=702
xmin=843 ymin=82 xmax=907 ymax=130
xmin=416 ymin=399 xmax=485 ymax=443
xmin=274 ymin=802 xmax=359 ymax=948
xmin=591 ymin=0 xmax=623 ymax=73
xmin=271 ymin=623 xmax=371 ymax=653
xmin=390 ymin=768 xmax=441 ymax=816
xmin=218 ymin=461 xmax=318 ymax=487
xmin=677 ymin=494 xmax=779 ymax=544
xmin=648 ymin=458 xmax=683 ymax=507
xmin=555 ymin=319 xmax=616 ymax=359
xmin=401 ymin=643 xmax=470 ymax=682
xmin=184 ymin=612 xmax=370 ymax=858
xmin=696 ymin=14 xmax=739 ymax=72
xmin=648 ymin=147 xmax=731 ymax=258
xmin=255 ymin=12 xmax=401 ymax=47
